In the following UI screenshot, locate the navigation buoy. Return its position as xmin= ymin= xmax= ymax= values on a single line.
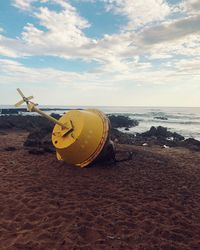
xmin=15 ymin=89 xmax=114 ymax=167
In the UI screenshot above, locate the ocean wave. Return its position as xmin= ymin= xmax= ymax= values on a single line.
xmin=136 ymin=118 xmax=200 ymax=125
xmin=129 ymin=113 xmax=200 ymax=121
xmin=165 ymin=114 xmax=200 ymax=120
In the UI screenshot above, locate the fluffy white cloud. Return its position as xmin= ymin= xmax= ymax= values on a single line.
xmin=2 ymin=0 xmax=94 ymax=59
xmin=0 ymin=35 xmax=24 ymax=57
xmin=5 ymin=0 xmax=200 ymax=62
xmin=0 ymin=0 xmax=198 ymax=101
xmin=104 ymin=0 xmax=171 ymax=29
xmin=12 ymin=0 xmax=36 ymax=11
xmin=21 ymin=4 xmax=91 ymax=47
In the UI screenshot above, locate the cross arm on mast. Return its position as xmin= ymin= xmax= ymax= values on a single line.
xmin=15 ymin=88 xmax=72 ymax=132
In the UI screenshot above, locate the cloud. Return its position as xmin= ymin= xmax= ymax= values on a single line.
xmin=179 ymin=0 xmax=200 ymax=15
xmin=1 ymin=56 xmax=199 ymax=93
xmin=0 ymin=58 xmax=118 ymax=90
xmin=21 ymin=3 xmax=91 ymax=48
xmin=4 ymin=0 xmax=200 ymax=62
xmin=0 ymin=33 xmax=35 ymax=58
xmin=0 ymin=0 xmax=197 ymax=107
xmin=12 ymin=0 xmax=36 ymax=11
xmin=104 ymin=0 xmax=171 ymax=30
xmin=175 ymin=58 xmax=200 ymax=74
xmin=0 ymin=0 xmax=199 ymax=90
xmin=1 ymin=0 xmax=94 ymax=59
xmin=141 ymin=15 xmax=200 ymax=44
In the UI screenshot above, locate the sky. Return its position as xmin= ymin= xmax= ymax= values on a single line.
xmin=0 ymin=0 xmax=200 ymax=107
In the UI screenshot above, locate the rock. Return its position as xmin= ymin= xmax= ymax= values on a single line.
xmin=0 ymin=108 xmax=66 ymax=115
xmin=24 ymin=128 xmax=51 ymax=147
xmin=173 ymin=132 xmax=185 ymax=141
xmin=108 ymin=115 xmax=139 ymax=128
xmin=141 ymin=126 xmax=158 ymax=137
xmin=154 ymin=116 xmax=168 ymax=120
xmin=157 ymin=126 xmax=169 ymax=138
xmin=181 ymin=138 xmax=200 ymax=151
xmin=93 ymin=140 xmax=116 ymax=164
xmin=1 ymin=114 xmax=199 ymax=152
xmin=0 ymin=115 xmax=53 ymax=131
xmin=0 ymin=120 xmax=14 ymax=129
xmin=141 ymin=126 xmax=184 ymax=141
xmin=1 ymin=109 xmax=19 ymax=115
xmin=184 ymin=138 xmax=200 ymax=146
xmin=28 ymin=148 xmax=45 ymax=155
xmin=24 ymin=127 xmax=55 ymax=153
xmin=24 ymin=139 xmax=40 ymax=147
xmin=110 ymin=128 xmax=135 ymax=145
xmin=42 ymin=133 xmax=55 ymax=153
xmin=50 ymin=113 xmax=61 ymax=120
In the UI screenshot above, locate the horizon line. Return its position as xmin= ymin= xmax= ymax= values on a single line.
xmin=0 ymin=104 xmax=200 ymax=109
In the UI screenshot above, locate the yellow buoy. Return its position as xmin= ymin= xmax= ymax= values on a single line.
xmin=15 ymin=89 xmax=111 ymax=167
xmin=52 ymin=109 xmax=109 ymax=167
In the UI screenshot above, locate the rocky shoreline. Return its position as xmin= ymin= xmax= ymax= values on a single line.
xmin=0 ymin=108 xmax=70 ymax=115
xmin=0 ymin=114 xmax=199 ymax=154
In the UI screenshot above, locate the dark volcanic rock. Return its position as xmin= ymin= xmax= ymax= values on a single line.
xmin=24 ymin=128 xmax=54 ymax=153
xmin=24 ymin=128 xmax=45 ymax=147
xmin=184 ymin=138 xmax=200 ymax=146
xmin=110 ymin=125 xmax=197 ymax=149
xmin=0 ymin=115 xmax=56 ymax=153
xmin=0 ymin=119 xmax=14 ymax=129
xmin=108 ymin=115 xmax=139 ymax=128
xmin=0 ymin=115 xmax=53 ymax=131
xmin=181 ymin=138 xmax=200 ymax=151
xmin=50 ymin=113 xmax=61 ymax=120
xmin=111 ymin=128 xmax=135 ymax=144
xmin=0 ymin=108 xmax=67 ymax=115
xmin=1 ymin=109 xmax=19 ymax=115
xmin=141 ymin=126 xmax=185 ymax=141
xmin=1 ymin=115 xmax=199 ymax=152
xmin=28 ymin=148 xmax=45 ymax=155
xmin=135 ymin=126 xmax=200 ymax=150
xmin=42 ymin=133 xmax=55 ymax=153
xmin=154 ymin=116 xmax=168 ymax=120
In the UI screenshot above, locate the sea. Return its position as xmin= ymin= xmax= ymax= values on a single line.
xmin=1 ymin=105 xmax=200 ymax=141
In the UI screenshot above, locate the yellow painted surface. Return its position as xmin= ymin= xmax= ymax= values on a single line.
xmin=15 ymin=88 xmax=109 ymax=167
xmin=52 ymin=109 xmax=109 ymax=167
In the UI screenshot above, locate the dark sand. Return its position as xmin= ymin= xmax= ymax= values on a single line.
xmin=0 ymin=130 xmax=200 ymax=250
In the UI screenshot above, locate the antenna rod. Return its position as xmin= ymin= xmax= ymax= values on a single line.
xmin=15 ymin=88 xmax=69 ymax=130
xmin=28 ymin=103 xmax=67 ymax=129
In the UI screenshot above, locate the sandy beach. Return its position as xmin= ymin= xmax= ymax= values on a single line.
xmin=0 ymin=129 xmax=200 ymax=250
xmin=1 ymin=0 xmax=200 ymax=248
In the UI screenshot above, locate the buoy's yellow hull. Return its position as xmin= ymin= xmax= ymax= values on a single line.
xmin=52 ymin=109 xmax=109 ymax=167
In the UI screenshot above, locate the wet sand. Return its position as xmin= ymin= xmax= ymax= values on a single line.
xmin=0 ymin=130 xmax=200 ymax=249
